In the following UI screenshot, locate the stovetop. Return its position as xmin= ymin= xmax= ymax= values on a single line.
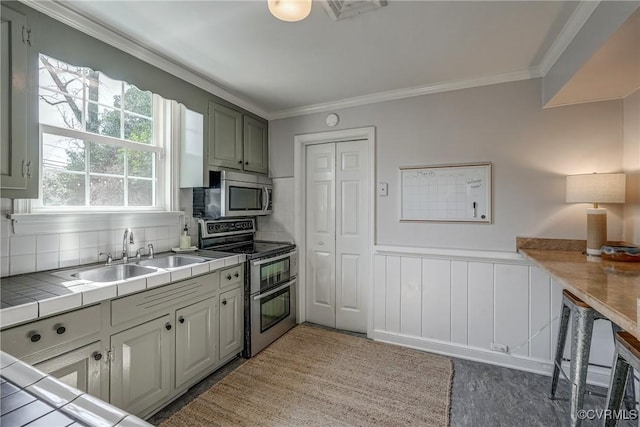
xmin=202 ymin=240 xmax=295 ymax=260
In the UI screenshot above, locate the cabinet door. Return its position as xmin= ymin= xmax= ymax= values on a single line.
xmin=0 ymin=5 xmax=30 ymax=195
xmin=34 ymin=341 xmax=106 ymax=401
xmin=110 ymin=315 xmax=172 ymax=416
xmin=208 ymin=101 xmax=243 ymax=170
xmin=175 ymin=296 xmax=218 ymax=389
xmin=243 ymin=116 xmax=268 ymax=174
xmin=219 ymin=287 xmax=243 ymax=360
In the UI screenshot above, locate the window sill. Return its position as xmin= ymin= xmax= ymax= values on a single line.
xmin=8 ymin=211 xmax=184 ymax=235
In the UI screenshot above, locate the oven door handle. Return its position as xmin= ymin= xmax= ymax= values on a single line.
xmin=251 ymin=251 xmax=296 ymax=267
xmin=253 ymin=279 xmax=296 ymax=301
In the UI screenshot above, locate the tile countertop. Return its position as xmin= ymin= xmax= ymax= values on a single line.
xmin=0 ymin=252 xmax=245 ymax=329
xmin=519 ymin=249 xmax=640 ymax=339
xmin=0 ymin=351 xmax=151 ymax=427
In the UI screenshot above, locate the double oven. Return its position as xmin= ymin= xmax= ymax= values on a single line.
xmin=197 ymin=218 xmax=296 ymax=357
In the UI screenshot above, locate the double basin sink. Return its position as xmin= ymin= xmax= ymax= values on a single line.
xmin=69 ymin=255 xmax=211 ymax=283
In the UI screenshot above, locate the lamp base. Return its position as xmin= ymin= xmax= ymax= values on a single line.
xmin=586 ymin=208 xmax=607 ymax=256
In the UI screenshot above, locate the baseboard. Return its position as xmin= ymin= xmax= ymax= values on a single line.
xmin=371 ymin=330 xmax=611 ymax=388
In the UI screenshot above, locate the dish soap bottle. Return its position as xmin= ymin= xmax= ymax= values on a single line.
xmin=179 ymin=224 xmax=192 ymax=249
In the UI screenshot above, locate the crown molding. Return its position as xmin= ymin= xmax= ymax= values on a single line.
xmin=20 ymin=0 xmax=269 ymax=119
xmin=536 ymin=0 xmax=601 ymax=77
xmin=269 ymin=68 xmax=540 ymax=120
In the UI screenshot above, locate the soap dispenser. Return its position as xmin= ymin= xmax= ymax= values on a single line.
xmin=180 ymin=223 xmax=192 ymax=249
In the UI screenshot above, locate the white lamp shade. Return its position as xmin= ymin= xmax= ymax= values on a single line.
xmin=566 ymin=173 xmax=626 ymax=204
xmin=268 ymin=0 xmax=312 ymax=22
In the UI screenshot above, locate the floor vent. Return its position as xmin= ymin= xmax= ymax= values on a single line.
xmin=321 ymin=0 xmax=388 ymax=21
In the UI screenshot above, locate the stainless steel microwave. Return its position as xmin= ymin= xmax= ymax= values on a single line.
xmin=193 ymin=170 xmax=272 ymax=218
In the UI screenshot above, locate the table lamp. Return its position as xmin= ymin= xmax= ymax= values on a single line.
xmin=566 ymin=173 xmax=626 ymax=256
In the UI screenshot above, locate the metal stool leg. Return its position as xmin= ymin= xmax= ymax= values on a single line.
xmin=612 ymin=323 xmax=637 ymax=410
xmin=569 ymin=307 xmax=595 ymax=427
xmin=605 ymin=348 xmax=631 ymax=427
xmin=550 ymin=302 xmax=571 ymax=399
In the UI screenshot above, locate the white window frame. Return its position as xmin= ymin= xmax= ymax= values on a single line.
xmin=33 ymin=94 xmax=168 ymax=212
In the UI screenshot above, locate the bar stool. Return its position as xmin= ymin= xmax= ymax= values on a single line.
xmin=605 ymin=331 xmax=640 ymax=426
xmin=550 ymin=290 xmax=636 ymax=427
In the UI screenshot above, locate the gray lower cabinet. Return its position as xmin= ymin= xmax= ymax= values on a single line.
xmin=109 ymin=314 xmax=173 ymax=416
xmin=34 ymin=341 xmax=107 ymax=401
xmin=175 ymin=296 xmax=218 ymax=389
xmin=219 ymin=287 xmax=243 ymax=361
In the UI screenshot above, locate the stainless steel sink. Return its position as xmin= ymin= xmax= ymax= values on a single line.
xmin=138 ymin=255 xmax=208 ymax=269
xmin=72 ymin=264 xmax=157 ymax=282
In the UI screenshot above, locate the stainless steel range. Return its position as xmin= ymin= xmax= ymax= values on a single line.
xmin=197 ymin=218 xmax=297 ymax=358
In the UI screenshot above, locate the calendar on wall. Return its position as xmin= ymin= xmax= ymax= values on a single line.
xmin=399 ymin=162 xmax=492 ymax=223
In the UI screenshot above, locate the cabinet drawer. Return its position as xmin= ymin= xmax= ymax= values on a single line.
xmin=0 ymin=305 xmax=101 ymax=359
xmin=220 ymin=265 xmax=243 ymax=290
xmin=111 ymin=272 xmax=219 ymax=327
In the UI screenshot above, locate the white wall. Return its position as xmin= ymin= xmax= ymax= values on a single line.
xmin=270 ymin=78 xmax=624 ymax=251
xmin=623 ymin=89 xmax=640 ymax=244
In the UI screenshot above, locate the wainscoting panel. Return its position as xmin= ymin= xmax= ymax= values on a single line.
xmin=372 ymin=245 xmax=615 ymax=386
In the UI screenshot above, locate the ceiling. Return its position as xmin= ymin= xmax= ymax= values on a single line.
xmin=56 ymin=1 xmax=584 ymax=117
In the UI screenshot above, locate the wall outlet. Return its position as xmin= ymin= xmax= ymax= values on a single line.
xmin=490 ymin=342 xmax=509 ymax=353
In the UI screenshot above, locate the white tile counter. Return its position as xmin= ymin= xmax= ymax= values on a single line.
xmin=0 ymin=252 xmax=245 ymax=329
xmin=1 ymin=351 xmax=151 ymax=427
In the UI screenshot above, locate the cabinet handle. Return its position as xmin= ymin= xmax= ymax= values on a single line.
xmin=165 ymin=323 xmax=172 ymax=331
xmin=92 ymin=352 xmax=102 ymax=361
xmin=222 ymin=299 xmax=227 ymax=305
xmin=179 ymin=317 xmax=185 ymax=324
xmin=26 ymin=161 xmax=32 ymax=179
xmin=234 ymin=272 xmax=239 ymax=278
xmin=54 ymin=324 xmax=66 ymax=335
xmin=226 ymin=274 xmax=232 ymax=280
xmin=28 ymin=332 xmax=41 ymax=343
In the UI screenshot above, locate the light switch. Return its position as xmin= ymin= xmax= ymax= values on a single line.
xmin=377 ymin=182 xmax=388 ymax=196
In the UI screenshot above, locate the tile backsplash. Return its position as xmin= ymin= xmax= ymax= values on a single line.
xmin=0 ymin=217 xmax=182 ymax=277
xmin=256 ymin=177 xmax=295 ymax=243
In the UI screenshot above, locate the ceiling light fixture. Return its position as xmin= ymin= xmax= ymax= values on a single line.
xmin=268 ymin=0 xmax=312 ymax=22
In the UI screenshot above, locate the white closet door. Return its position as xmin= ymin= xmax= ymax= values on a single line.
xmin=335 ymin=140 xmax=369 ymax=333
xmin=305 ymin=143 xmax=337 ymax=328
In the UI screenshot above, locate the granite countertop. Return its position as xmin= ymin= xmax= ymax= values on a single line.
xmin=0 ymin=252 xmax=245 ymax=329
xmin=1 ymin=351 xmax=151 ymax=427
xmin=519 ymin=248 xmax=640 ymax=339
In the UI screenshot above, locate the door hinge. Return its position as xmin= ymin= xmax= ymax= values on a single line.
xmin=106 ymin=348 xmax=114 ymax=363
xmin=22 ymin=26 xmax=31 ymax=46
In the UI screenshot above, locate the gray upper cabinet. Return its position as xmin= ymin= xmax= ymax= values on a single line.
xmin=1 ymin=5 xmax=36 ymax=198
xmin=243 ymin=116 xmax=268 ymax=174
xmin=208 ymin=100 xmax=268 ymax=175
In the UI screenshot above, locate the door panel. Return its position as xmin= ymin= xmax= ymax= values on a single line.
xmin=208 ymin=101 xmax=242 ymax=169
xmin=219 ymin=287 xmax=242 ymax=360
xmin=110 ymin=315 xmax=172 ymax=416
xmin=305 ymin=143 xmax=336 ymax=328
xmin=335 ymin=141 xmax=369 ymax=332
xmin=175 ymin=297 xmax=217 ymax=389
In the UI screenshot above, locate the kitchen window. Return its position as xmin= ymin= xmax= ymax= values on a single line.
xmin=36 ymin=54 xmax=166 ymax=210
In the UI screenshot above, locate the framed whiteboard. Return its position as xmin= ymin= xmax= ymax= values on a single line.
xmin=399 ymin=162 xmax=492 ymax=223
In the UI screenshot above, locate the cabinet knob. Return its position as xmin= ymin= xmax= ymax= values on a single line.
xmin=222 ymin=299 xmax=227 ymax=306
xmin=237 ymin=160 xmax=242 ymax=164
xmin=234 ymin=272 xmax=239 ymax=278
xmin=28 ymin=332 xmax=41 ymax=343
xmin=92 ymin=352 xmax=102 ymax=361
xmin=245 ymin=162 xmax=249 ymax=165
xmin=179 ymin=317 xmax=185 ymax=324
xmin=54 ymin=324 xmax=66 ymax=335
xmin=226 ymin=274 xmax=232 ymax=280
xmin=165 ymin=323 xmax=172 ymax=331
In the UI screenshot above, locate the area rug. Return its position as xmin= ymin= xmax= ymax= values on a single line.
xmin=160 ymin=324 xmax=453 ymax=427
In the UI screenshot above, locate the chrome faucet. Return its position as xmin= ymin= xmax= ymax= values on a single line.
xmin=122 ymin=228 xmax=134 ymax=263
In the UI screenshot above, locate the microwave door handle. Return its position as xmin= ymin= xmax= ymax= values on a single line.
xmin=253 ymin=279 xmax=297 ymax=301
xmin=263 ymin=186 xmax=270 ymax=212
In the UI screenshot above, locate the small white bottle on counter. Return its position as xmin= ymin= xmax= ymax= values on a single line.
xmin=179 ymin=224 xmax=192 ymax=249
